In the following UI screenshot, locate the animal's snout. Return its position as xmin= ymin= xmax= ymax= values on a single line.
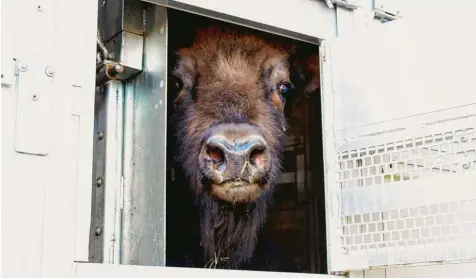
xmin=205 ymin=135 xmax=267 ymax=169
xmin=199 ymin=124 xmax=269 ymax=183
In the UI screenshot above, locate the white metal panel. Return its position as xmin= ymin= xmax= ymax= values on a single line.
xmin=12 ymin=0 xmax=56 ymax=156
xmin=320 ymin=18 xmax=476 ymax=272
xmin=1 ymin=0 xmax=98 ymax=276
xmin=1 ymin=0 xmax=50 ymax=276
xmin=171 ymin=0 xmax=337 ymax=39
xmin=72 ymin=262 xmax=343 ymax=278
xmin=328 ymin=20 xmax=476 ymax=131
xmin=68 ymin=0 xmax=98 ymax=263
xmin=1 ymin=0 xmax=15 ymax=88
xmin=384 ymin=262 xmax=476 ymax=278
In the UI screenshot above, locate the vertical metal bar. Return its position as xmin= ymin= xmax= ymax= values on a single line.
xmin=121 ymin=81 xmax=135 ymax=264
xmin=102 ymin=80 xmax=125 ymax=264
xmin=120 ymin=3 xmax=168 ymax=266
xmin=89 ymin=86 xmax=107 ymax=263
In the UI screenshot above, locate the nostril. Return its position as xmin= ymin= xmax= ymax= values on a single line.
xmin=206 ymin=146 xmax=225 ymax=164
xmin=249 ymin=147 xmax=266 ymax=167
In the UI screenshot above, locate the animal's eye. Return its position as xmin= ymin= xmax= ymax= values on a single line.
xmin=277 ymin=82 xmax=292 ymax=96
xmin=174 ymin=79 xmax=183 ymax=91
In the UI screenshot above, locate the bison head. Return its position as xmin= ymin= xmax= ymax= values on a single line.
xmin=172 ymin=29 xmax=292 ymax=204
xmin=170 ymin=28 xmax=308 ymax=268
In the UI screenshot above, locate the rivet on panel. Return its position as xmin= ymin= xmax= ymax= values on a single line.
xmin=98 ymin=130 xmax=104 ymax=140
xmin=461 ymin=136 xmax=467 ymax=143
xmin=37 ymin=5 xmax=43 ymax=11
xmin=96 ymin=177 xmax=104 ymax=187
xmin=463 ymin=163 xmax=470 ymax=170
xmin=32 ymin=94 xmax=39 ymax=101
xmin=95 ymin=227 xmax=102 ymax=236
xmin=45 ymin=66 xmax=55 ymax=77
xmin=160 ymin=80 xmax=164 ymax=88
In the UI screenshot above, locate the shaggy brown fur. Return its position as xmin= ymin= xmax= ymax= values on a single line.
xmin=170 ymin=27 xmax=318 ymax=269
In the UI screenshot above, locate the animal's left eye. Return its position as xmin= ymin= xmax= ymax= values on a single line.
xmin=278 ymin=83 xmax=292 ymax=95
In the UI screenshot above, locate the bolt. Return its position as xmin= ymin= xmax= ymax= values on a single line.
xmin=32 ymin=94 xmax=39 ymax=101
xmin=19 ymin=64 xmax=28 ymax=72
xmin=45 ymin=66 xmax=55 ymax=77
xmin=95 ymin=226 xmax=102 ymax=236
xmin=106 ymin=63 xmax=124 ymax=78
xmin=96 ymin=177 xmax=103 ymax=187
xmin=98 ymin=130 xmax=104 ymax=140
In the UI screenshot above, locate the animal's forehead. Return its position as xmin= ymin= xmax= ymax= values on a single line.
xmin=173 ymin=31 xmax=293 ymax=95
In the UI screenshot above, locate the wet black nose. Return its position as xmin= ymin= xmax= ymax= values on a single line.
xmin=200 ymin=124 xmax=269 ymax=179
xmin=205 ymin=135 xmax=266 ymax=167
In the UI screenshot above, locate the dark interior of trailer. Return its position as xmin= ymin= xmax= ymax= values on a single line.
xmin=165 ymin=8 xmax=327 ymax=273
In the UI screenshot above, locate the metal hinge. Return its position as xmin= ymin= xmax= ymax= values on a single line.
xmin=322 ymin=0 xmax=402 ymax=22
xmin=322 ymin=0 xmax=362 ymax=10
xmin=331 ymin=271 xmax=349 ymax=277
xmin=373 ymin=8 xmax=402 ymax=22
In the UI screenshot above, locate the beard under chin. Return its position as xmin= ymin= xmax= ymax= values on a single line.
xmin=197 ymin=183 xmax=274 ymax=268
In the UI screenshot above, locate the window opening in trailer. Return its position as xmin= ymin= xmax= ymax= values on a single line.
xmin=165 ymin=8 xmax=327 ymax=273
xmin=89 ymin=1 xmax=329 ymax=274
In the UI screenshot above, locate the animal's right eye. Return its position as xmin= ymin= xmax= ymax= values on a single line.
xmin=172 ymin=78 xmax=183 ymax=92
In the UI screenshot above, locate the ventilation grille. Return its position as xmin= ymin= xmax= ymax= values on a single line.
xmin=334 ymin=126 xmax=476 ymax=267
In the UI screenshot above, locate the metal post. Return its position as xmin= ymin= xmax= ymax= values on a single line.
xmin=120 ymin=3 xmax=168 ymax=266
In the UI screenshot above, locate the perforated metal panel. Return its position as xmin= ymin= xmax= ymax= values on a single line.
xmin=320 ymin=18 xmax=476 ymax=272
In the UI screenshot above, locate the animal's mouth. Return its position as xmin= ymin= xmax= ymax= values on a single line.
xmin=226 ymin=181 xmax=250 ymax=188
xmin=200 ymin=176 xmax=268 ymax=204
xmin=220 ymin=180 xmax=254 ymax=189
xmin=212 ymin=181 xmax=265 ymax=204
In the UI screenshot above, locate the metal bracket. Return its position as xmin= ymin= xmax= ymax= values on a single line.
xmin=14 ymin=58 xmax=53 ymax=156
xmin=95 ymin=0 xmax=145 ymax=86
xmin=322 ymin=0 xmax=401 ymax=22
xmin=322 ymin=0 xmax=362 ymax=10
xmin=331 ymin=271 xmax=349 ymax=277
xmin=373 ymin=8 xmax=402 ymax=22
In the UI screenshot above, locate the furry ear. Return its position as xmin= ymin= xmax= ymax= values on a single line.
xmin=290 ymin=54 xmax=320 ymax=98
xmin=302 ymin=54 xmax=320 ymax=95
xmin=284 ymin=53 xmax=320 ymax=135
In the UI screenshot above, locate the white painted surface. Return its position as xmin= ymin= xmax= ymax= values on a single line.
xmin=1 ymin=0 xmax=98 ymax=276
xmin=350 ymin=262 xmax=476 ymax=278
xmin=321 ymin=10 xmax=476 ymax=274
xmin=173 ymin=0 xmax=338 ymax=39
xmin=384 ymin=262 xmax=476 ymax=278
xmin=73 ymin=263 xmax=343 ymax=278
